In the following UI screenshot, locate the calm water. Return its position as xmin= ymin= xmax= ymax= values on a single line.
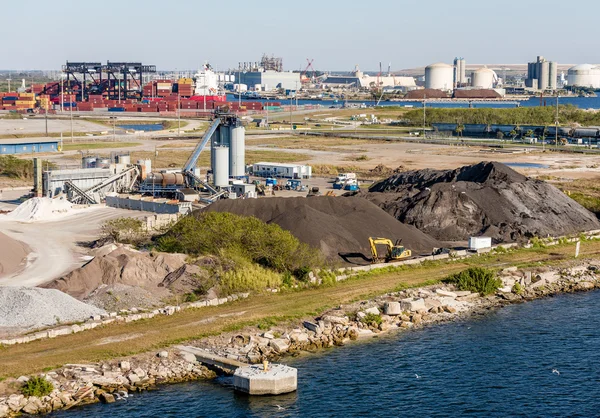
xmin=51 ymin=290 xmax=600 ymax=417
xmin=227 ymin=94 xmax=600 ymax=110
xmin=117 ymin=124 xmax=163 ymax=132
xmin=505 ymin=162 xmax=549 ymax=169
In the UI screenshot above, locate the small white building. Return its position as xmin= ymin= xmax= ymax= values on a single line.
xmin=252 ymin=162 xmax=312 ymax=179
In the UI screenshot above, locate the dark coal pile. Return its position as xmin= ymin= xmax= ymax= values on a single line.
xmin=355 ymin=161 xmax=600 ymax=243
xmin=203 ymin=197 xmax=441 ymax=261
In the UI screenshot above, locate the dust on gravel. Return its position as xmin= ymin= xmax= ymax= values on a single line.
xmin=0 ymin=231 xmax=29 ymax=277
xmin=355 ymin=161 xmax=600 ymax=243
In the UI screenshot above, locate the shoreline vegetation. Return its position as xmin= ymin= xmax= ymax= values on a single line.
xmin=0 ymin=238 xmax=599 ymax=416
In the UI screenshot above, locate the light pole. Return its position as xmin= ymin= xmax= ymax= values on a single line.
xmin=7 ymin=78 xmax=11 ymax=92
xmin=555 ymin=94 xmax=559 ymax=151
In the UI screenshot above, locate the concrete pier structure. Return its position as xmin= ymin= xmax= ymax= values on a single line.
xmin=233 ymin=364 xmax=297 ymax=395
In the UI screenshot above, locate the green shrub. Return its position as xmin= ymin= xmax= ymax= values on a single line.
xmin=0 ymin=156 xmax=56 ymax=180
xmin=101 ymin=217 xmax=145 ymax=244
xmin=512 ymin=282 xmax=523 ymax=295
xmin=318 ymin=270 xmax=337 ymax=287
xmin=218 ymin=255 xmax=282 ymax=295
xmin=360 ymin=312 xmax=382 ymax=326
xmin=443 ymin=267 xmax=501 ymax=296
xmin=21 ymin=376 xmax=54 ymax=397
xmin=156 ymin=212 xmax=325 ymax=276
xmin=530 ymin=237 xmax=546 ymax=249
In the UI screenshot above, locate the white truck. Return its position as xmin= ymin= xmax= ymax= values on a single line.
xmin=335 ymin=173 xmax=357 ymax=183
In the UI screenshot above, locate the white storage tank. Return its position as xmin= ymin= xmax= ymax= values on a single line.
xmin=468 ymin=236 xmax=492 ymax=250
xmin=567 ymin=64 xmax=600 ymax=88
xmin=471 ymin=68 xmax=497 ymax=89
xmin=230 ymin=126 xmax=246 ymax=177
xmin=425 ymin=63 xmax=454 ymax=90
xmin=115 ymin=154 xmax=131 ymax=165
xmin=214 ymin=146 xmax=230 ymax=188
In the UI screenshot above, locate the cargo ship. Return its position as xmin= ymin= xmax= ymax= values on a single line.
xmin=189 ymin=63 xmax=226 ymax=103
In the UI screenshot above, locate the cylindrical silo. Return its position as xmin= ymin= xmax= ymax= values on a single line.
xmin=214 ymin=146 xmax=230 ymax=188
xmin=471 ymin=68 xmax=496 ymax=89
xmin=538 ymin=61 xmax=550 ymax=90
xmin=229 ymin=126 xmax=246 ymax=177
xmin=115 ymin=154 xmax=131 ymax=165
xmin=425 ymin=63 xmax=454 ymax=90
xmin=549 ymin=62 xmax=557 ymax=90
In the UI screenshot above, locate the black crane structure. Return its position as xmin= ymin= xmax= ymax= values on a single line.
xmin=60 ymin=61 xmax=157 ymax=101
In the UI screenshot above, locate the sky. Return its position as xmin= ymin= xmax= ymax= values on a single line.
xmin=1 ymin=0 xmax=599 ymax=71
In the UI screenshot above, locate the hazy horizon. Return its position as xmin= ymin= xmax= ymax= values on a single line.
xmin=1 ymin=0 xmax=598 ymax=72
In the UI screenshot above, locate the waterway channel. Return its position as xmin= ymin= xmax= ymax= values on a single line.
xmin=50 ymin=290 xmax=600 ymax=417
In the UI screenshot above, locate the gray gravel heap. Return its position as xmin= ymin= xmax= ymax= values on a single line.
xmin=0 ymin=287 xmax=106 ymax=329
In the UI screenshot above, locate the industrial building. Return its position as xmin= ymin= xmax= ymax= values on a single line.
xmin=425 ymin=63 xmax=454 ymax=90
xmin=566 ymin=64 xmax=600 ymax=88
xmin=471 ymin=68 xmax=498 ymax=89
xmin=322 ymin=66 xmax=416 ymax=91
xmin=239 ymin=70 xmax=301 ymax=91
xmin=0 ymin=139 xmax=59 ymax=155
xmin=525 ymin=56 xmax=557 ymax=91
xmin=453 ymin=57 xmax=466 ymax=87
xmin=252 ymin=162 xmax=312 ymax=179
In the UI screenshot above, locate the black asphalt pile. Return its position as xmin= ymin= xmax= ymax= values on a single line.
xmin=355 ymin=161 xmax=600 ymax=243
xmin=203 ymin=197 xmax=441 ymax=261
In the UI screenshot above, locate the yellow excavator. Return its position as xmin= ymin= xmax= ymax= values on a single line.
xmin=369 ymin=237 xmax=412 ymax=263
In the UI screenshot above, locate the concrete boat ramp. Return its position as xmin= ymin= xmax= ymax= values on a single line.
xmin=177 ymin=345 xmax=297 ymax=395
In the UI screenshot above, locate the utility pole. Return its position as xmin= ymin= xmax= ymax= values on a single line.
xmin=7 ymin=78 xmax=11 ymax=92
xmin=45 ymin=102 xmax=48 ymax=137
xmin=177 ymin=93 xmax=181 ymax=137
xmin=70 ymin=97 xmax=74 ymax=143
xmin=422 ymin=94 xmax=426 ymax=138
xmin=290 ymin=93 xmax=293 ymax=131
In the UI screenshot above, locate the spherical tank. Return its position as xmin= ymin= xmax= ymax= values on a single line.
xmin=214 ymin=146 xmax=230 ymax=188
xmin=567 ymin=64 xmax=600 ymax=88
xmin=471 ymin=68 xmax=497 ymax=89
xmin=425 ymin=63 xmax=454 ymax=90
xmin=229 ymin=126 xmax=246 ymax=177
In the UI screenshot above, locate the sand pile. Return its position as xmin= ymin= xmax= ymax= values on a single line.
xmin=203 ymin=196 xmax=441 ymax=260
xmin=0 ymin=232 xmax=29 ymax=277
xmin=2 ymin=197 xmax=74 ymax=223
xmin=44 ymin=246 xmax=189 ymax=301
xmin=0 ymin=287 xmax=105 ymax=330
xmin=355 ymin=161 xmax=600 ymax=243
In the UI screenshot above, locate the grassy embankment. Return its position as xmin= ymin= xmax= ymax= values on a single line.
xmin=556 ymin=178 xmax=600 ymax=216
xmin=1 ymin=239 xmax=598 ymax=378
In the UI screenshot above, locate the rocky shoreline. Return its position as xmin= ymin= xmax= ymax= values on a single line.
xmin=1 ymin=261 xmax=599 ymax=416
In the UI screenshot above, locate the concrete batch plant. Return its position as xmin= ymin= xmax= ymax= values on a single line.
xmin=567 ymin=64 xmax=600 ymax=88
xmin=425 ymin=63 xmax=454 ymax=90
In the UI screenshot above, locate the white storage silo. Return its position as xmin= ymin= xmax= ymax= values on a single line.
xmin=230 ymin=126 xmax=246 ymax=177
xmin=567 ymin=64 xmax=600 ymax=88
xmin=425 ymin=63 xmax=454 ymax=90
xmin=471 ymin=68 xmax=497 ymax=89
xmin=214 ymin=146 xmax=230 ymax=188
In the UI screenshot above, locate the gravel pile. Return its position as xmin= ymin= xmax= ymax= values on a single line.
xmin=354 ymin=161 xmax=600 ymax=243
xmin=2 ymin=197 xmax=74 ymax=223
xmin=203 ymin=196 xmax=441 ymax=261
xmin=0 ymin=287 xmax=106 ymax=329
